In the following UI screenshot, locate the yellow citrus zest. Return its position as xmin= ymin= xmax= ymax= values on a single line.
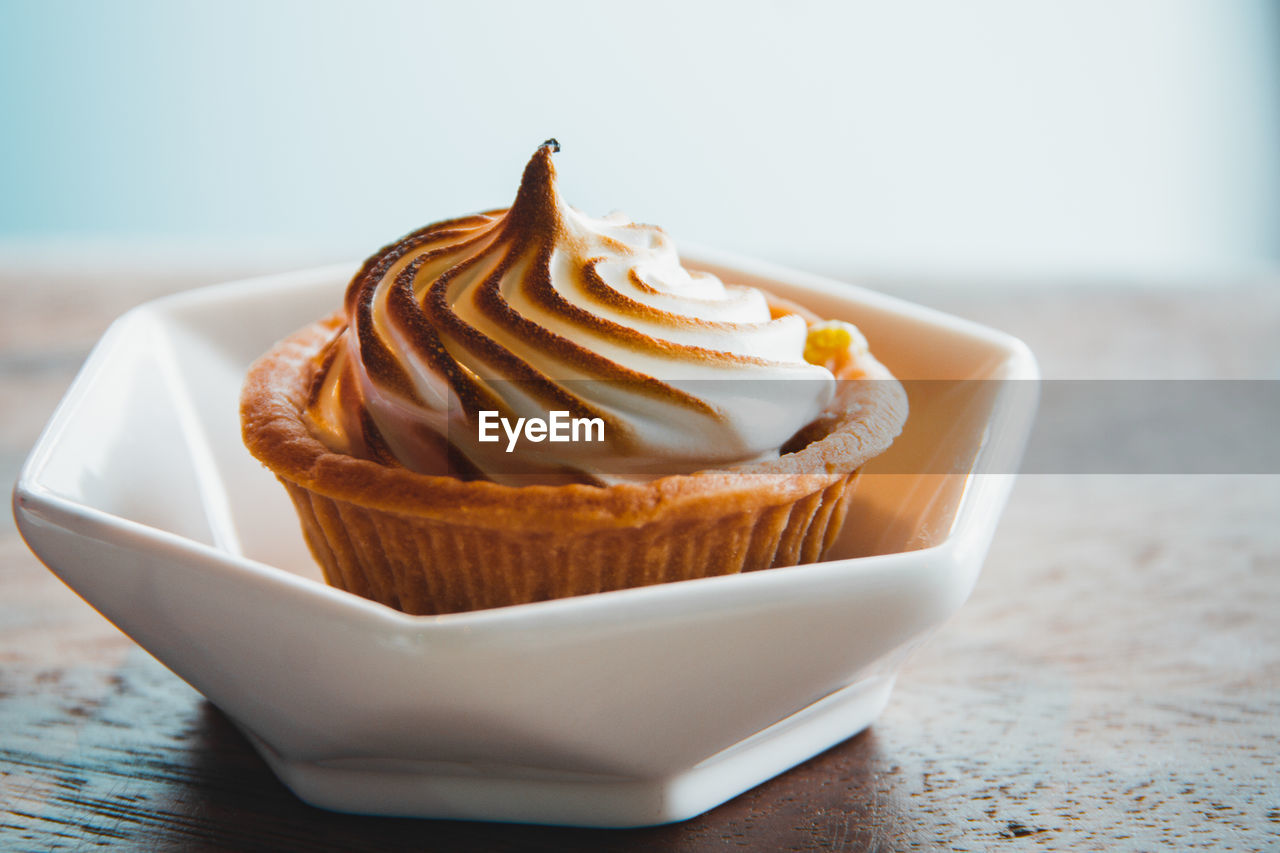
xmin=803 ymin=323 xmax=853 ymax=366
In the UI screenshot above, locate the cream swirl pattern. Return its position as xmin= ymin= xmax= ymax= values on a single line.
xmin=304 ymin=140 xmax=844 ymax=484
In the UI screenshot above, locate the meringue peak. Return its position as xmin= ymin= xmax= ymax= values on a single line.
xmin=505 ymin=142 xmax=564 ymax=235
xmin=306 ymin=143 xmax=849 ymax=484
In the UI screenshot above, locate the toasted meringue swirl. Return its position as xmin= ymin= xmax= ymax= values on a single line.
xmin=304 ymin=141 xmax=845 ymax=484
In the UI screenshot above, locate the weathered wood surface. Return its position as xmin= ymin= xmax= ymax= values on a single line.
xmin=2 ymin=266 xmax=1278 ymax=850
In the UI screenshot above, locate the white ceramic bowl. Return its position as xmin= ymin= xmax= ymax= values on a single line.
xmin=13 ymin=248 xmax=1037 ymax=827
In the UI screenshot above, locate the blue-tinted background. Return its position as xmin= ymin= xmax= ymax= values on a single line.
xmin=2 ymin=0 xmax=1277 ymax=279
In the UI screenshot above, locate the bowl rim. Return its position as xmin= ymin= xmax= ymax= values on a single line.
xmin=13 ymin=247 xmax=1038 ymax=631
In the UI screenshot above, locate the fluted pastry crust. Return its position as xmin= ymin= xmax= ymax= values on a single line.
xmin=242 ymin=313 xmax=905 ymax=614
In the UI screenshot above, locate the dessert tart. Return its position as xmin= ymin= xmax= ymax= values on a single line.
xmin=241 ymin=141 xmax=907 ymax=614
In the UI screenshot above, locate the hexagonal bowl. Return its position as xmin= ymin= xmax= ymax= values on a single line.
xmin=13 ymin=247 xmax=1037 ymax=827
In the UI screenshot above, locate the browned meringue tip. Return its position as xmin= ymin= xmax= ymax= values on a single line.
xmin=507 ymin=141 xmax=563 ymax=230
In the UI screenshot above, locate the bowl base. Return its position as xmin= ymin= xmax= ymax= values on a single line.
xmin=237 ymin=672 xmax=896 ymax=828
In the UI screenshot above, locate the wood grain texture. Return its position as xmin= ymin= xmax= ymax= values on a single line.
xmin=3 ymin=266 xmax=1278 ymax=850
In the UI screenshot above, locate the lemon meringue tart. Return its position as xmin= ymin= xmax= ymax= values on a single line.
xmin=241 ymin=141 xmax=907 ymax=615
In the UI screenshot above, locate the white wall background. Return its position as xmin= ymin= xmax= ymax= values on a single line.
xmin=1 ymin=0 xmax=1277 ymax=280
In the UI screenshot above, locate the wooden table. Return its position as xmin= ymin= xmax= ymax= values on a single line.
xmin=3 ymin=265 xmax=1278 ymax=850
